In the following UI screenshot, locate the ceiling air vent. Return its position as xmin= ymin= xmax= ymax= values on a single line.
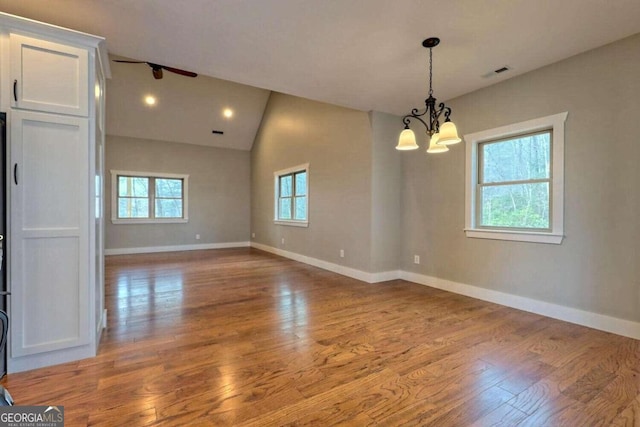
xmin=482 ymin=66 xmax=511 ymax=79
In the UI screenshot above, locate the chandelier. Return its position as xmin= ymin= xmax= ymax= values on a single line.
xmin=396 ymin=37 xmax=461 ymax=153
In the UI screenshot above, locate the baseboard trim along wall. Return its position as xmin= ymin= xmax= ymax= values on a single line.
xmin=250 ymin=242 xmax=400 ymax=283
xmin=105 ymin=241 xmax=250 ymax=256
xmin=400 ymin=271 xmax=640 ymax=341
xmin=95 ymin=308 xmax=107 ymax=348
xmin=9 ymin=345 xmax=96 ymax=373
xmin=250 ymin=242 xmax=640 ymax=341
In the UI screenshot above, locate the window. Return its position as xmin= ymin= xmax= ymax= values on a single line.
xmin=111 ymin=170 xmax=189 ymax=224
xmin=464 ymin=112 xmax=567 ymax=244
xmin=274 ymin=164 xmax=308 ymax=227
xmin=478 ymin=131 xmax=551 ymax=229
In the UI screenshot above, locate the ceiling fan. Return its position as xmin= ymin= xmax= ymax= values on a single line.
xmin=113 ymin=60 xmax=198 ymax=79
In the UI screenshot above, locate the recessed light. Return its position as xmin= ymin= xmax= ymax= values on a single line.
xmin=223 ymin=108 xmax=233 ymax=118
xmin=144 ymin=95 xmax=157 ymax=106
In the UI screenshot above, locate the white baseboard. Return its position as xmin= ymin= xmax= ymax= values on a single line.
xmin=105 ymin=241 xmax=250 ymax=255
xmin=95 ymin=308 xmax=107 ymax=351
xmin=250 ymin=242 xmax=399 ymax=284
xmin=250 ymin=242 xmax=640 ymax=340
xmin=96 ymin=308 xmax=106 ymax=335
xmin=371 ymin=269 xmax=403 ymax=283
xmin=9 ymin=345 xmax=96 ymax=373
xmin=103 ymin=241 xmax=640 ymax=340
xmin=400 ymin=271 xmax=640 ymax=341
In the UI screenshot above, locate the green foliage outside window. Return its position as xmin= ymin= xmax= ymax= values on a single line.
xmin=479 ymin=132 xmax=551 ymax=229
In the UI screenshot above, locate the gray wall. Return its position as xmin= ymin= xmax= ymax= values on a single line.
xmin=402 ymin=34 xmax=640 ymax=322
xmin=105 ymin=135 xmax=250 ymax=250
xmin=251 ymin=93 xmax=374 ymax=271
xmin=370 ymin=111 xmax=403 ymax=273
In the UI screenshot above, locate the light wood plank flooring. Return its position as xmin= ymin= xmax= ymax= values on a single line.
xmin=2 ymin=248 xmax=639 ymax=426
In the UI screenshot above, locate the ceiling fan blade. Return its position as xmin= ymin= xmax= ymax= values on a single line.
xmin=113 ymin=60 xmax=196 ymax=79
xmin=161 ymin=66 xmax=198 ymax=78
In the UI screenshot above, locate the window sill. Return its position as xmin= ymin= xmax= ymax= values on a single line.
xmin=464 ymin=228 xmax=564 ymax=244
xmin=112 ymin=218 xmax=188 ymax=225
xmin=274 ymin=220 xmax=308 ymax=228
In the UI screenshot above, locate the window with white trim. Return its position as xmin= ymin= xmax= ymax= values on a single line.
xmin=464 ymin=112 xmax=567 ymax=244
xmin=111 ymin=170 xmax=189 ymax=224
xmin=274 ymin=164 xmax=308 ymax=227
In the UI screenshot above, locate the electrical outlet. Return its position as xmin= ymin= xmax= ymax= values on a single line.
xmin=340 ymin=249 xmax=345 ymax=258
xmin=281 ymin=238 xmax=285 ymax=245
xmin=195 ymin=234 xmax=201 ymax=240
xmin=251 ymin=232 xmax=255 ymax=239
xmin=414 ymin=255 xmax=420 ymax=264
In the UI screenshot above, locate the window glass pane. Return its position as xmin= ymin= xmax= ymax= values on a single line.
xmin=481 ymin=132 xmax=550 ymax=184
xmin=118 ymin=176 xmax=148 ymax=197
xmin=156 ymin=199 xmax=183 ymax=218
xmin=156 ymin=179 xmax=182 ymax=198
xmin=480 ymin=182 xmax=549 ymax=229
xmin=279 ymin=198 xmax=292 ymax=220
xmin=280 ymin=175 xmax=292 ymax=197
xmin=295 ymin=172 xmax=307 ymax=196
xmin=294 ymin=196 xmax=307 ymax=220
xmin=118 ymin=197 xmax=149 ymax=218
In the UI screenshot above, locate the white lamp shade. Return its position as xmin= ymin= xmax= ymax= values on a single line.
xmin=426 ymin=133 xmax=449 ymax=153
xmin=437 ymin=121 xmax=461 ymax=145
xmin=396 ymin=128 xmax=419 ymax=150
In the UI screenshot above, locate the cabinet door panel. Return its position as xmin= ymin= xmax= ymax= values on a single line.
xmin=11 ymin=34 xmax=88 ymax=116
xmin=10 ymin=110 xmax=89 ymax=357
xmin=21 ymin=118 xmax=83 ymax=228
xmin=21 ymin=237 xmax=81 ymax=351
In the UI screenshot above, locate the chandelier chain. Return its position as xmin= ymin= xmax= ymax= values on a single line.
xmin=428 ymin=47 xmax=433 ymax=97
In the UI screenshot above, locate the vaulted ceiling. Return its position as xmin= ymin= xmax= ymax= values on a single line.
xmin=1 ymin=1 xmax=639 ymax=149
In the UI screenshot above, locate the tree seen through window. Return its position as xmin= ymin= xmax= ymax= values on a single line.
xmin=479 ymin=131 xmax=551 ymax=229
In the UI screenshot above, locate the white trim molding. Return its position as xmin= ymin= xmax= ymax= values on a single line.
xmin=9 ymin=345 xmax=95 ymax=373
xmin=250 ymin=242 xmax=399 ymax=284
xmin=250 ymin=243 xmax=640 ymax=340
xmin=274 ymin=220 xmax=309 ymax=228
xmin=103 ymin=242 xmax=640 ymax=341
xmin=400 ymin=271 xmax=640 ymax=341
xmin=464 ymin=112 xmax=568 ymax=244
xmin=105 ymin=242 xmax=249 ymax=256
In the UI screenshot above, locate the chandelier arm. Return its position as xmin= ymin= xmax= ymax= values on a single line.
xmin=443 ymin=106 xmax=453 ymax=122
xmin=401 ymin=114 xmax=429 ymax=131
xmin=428 ymin=102 xmax=447 ymax=131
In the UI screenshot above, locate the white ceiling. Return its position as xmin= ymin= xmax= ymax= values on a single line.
xmin=1 ymin=0 xmax=639 ymax=116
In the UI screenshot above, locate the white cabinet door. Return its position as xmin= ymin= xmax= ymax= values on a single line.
xmin=10 ymin=34 xmax=88 ymax=117
xmin=10 ymin=110 xmax=89 ymax=357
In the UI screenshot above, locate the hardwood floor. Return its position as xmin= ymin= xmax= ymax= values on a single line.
xmin=2 ymin=248 xmax=639 ymax=426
